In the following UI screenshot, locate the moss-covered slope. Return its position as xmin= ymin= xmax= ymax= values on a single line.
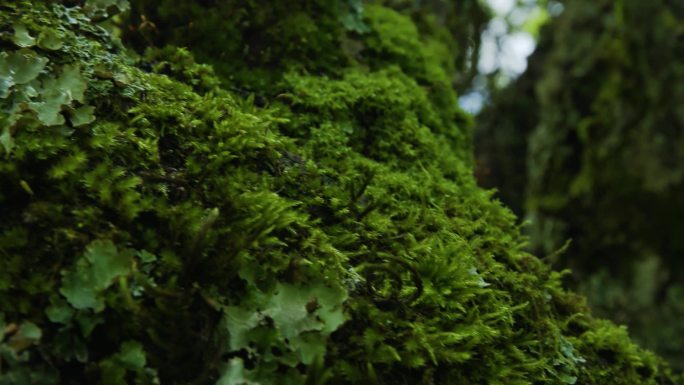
xmin=0 ymin=1 xmax=680 ymax=384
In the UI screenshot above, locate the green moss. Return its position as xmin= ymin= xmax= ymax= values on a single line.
xmin=0 ymin=1 xmax=680 ymax=384
xmin=125 ymin=0 xmax=354 ymax=94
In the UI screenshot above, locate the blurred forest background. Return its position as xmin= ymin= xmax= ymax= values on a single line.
xmin=471 ymin=0 xmax=684 ymax=371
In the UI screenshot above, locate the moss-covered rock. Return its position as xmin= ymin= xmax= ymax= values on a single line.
xmin=0 ymin=1 xmax=680 ymax=384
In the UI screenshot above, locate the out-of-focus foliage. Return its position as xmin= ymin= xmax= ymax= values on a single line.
xmin=375 ymin=0 xmax=491 ymax=89
xmin=476 ymin=0 xmax=684 ymax=370
xmin=123 ymin=0 xmax=491 ymax=93
xmin=0 ymin=1 xmax=681 ymax=384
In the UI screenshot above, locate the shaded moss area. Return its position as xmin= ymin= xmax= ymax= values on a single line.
xmin=0 ymin=1 xmax=681 ymax=384
xmin=476 ymin=0 xmax=684 ymax=370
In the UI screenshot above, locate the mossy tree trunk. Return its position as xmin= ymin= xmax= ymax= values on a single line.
xmin=0 ymin=1 xmax=680 ymax=384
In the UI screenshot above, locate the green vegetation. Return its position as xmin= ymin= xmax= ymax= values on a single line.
xmin=476 ymin=0 xmax=684 ymax=370
xmin=0 ymin=1 xmax=680 ymax=384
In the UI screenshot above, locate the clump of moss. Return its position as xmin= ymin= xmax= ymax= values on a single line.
xmin=0 ymin=1 xmax=680 ymax=384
